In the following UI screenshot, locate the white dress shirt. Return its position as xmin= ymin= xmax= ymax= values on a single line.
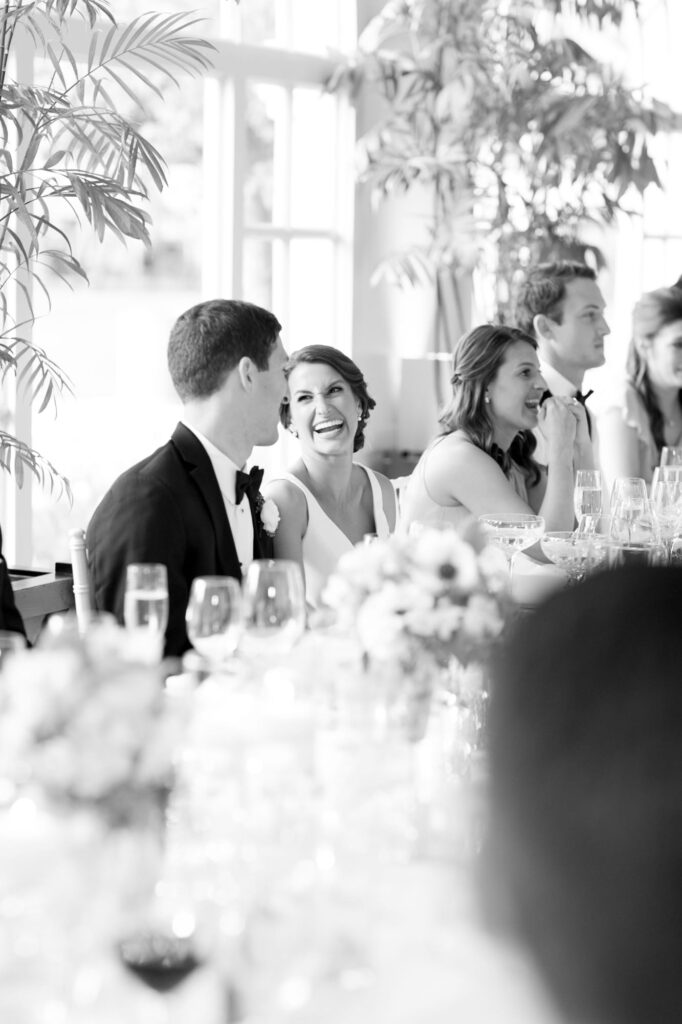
xmin=180 ymin=421 xmax=255 ymax=573
xmin=534 ymin=360 xmax=601 ymax=474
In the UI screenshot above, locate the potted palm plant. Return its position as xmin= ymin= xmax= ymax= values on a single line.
xmin=0 ymin=0 xmax=215 ymax=495
xmin=334 ymin=0 xmax=681 ymax=356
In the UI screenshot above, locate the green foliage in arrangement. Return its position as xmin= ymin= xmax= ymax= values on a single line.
xmin=331 ymin=0 xmax=681 ymax=334
xmin=0 ymin=1 xmax=215 ymax=496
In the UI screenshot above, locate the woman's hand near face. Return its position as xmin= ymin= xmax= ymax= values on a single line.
xmin=537 ymin=396 xmax=578 ymax=458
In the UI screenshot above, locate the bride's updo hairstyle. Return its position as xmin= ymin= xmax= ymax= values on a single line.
xmin=280 ymin=345 xmax=376 ymax=453
xmin=439 ymin=323 xmax=541 ymax=485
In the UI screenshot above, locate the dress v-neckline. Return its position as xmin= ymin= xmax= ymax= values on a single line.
xmin=285 ymin=466 xmax=375 ymax=547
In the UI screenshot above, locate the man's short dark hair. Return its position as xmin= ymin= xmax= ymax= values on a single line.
xmin=512 ymin=261 xmax=597 ymax=337
xmin=486 ymin=566 xmax=682 ymax=1024
xmin=168 ymin=299 xmax=282 ymax=401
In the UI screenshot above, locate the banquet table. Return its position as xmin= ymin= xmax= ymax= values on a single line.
xmin=0 ymin=624 xmax=564 ymax=1024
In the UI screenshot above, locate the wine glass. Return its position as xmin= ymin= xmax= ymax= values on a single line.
xmin=124 ymin=563 xmax=169 ymax=663
xmin=650 ymin=478 xmax=682 ymax=563
xmin=185 ymin=576 xmax=243 ymax=666
xmin=609 ymin=477 xmax=651 ymax=545
xmin=241 ymin=559 xmax=307 ymax=658
xmin=573 ymin=469 xmax=602 ymax=530
xmin=478 ymin=513 xmax=545 ymax=583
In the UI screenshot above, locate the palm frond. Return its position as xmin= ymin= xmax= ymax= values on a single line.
xmin=0 ymin=430 xmax=72 ymax=502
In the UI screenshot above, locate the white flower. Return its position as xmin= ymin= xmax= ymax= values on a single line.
xmin=260 ymin=497 xmax=280 ymax=536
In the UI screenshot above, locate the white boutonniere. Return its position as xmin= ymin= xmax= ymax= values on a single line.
xmin=258 ymin=497 xmax=280 ymax=537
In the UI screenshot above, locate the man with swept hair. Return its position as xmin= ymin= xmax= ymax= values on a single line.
xmin=87 ymin=298 xmax=288 ymax=657
xmin=513 ymin=261 xmax=609 ymax=470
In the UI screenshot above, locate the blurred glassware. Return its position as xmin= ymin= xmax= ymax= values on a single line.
xmin=610 ymin=476 xmax=649 ymax=520
xmin=124 ymin=563 xmax=169 ymax=662
xmin=573 ymin=469 xmax=602 ymax=529
xmin=241 ymin=560 xmax=306 ymax=658
xmin=185 ymin=576 xmax=243 ymax=666
xmin=660 ymin=445 xmax=682 ymax=468
xmin=540 ymin=530 xmax=609 ymax=584
xmin=650 ymin=477 xmax=682 ymax=563
xmin=477 ymin=513 xmax=545 ymax=584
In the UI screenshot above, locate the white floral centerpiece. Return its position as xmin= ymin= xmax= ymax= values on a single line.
xmin=322 ymin=524 xmax=509 ymax=739
xmin=0 ymin=617 xmax=182 ymax=827
xmin=0 ymin=618 xmax=187 ymax=985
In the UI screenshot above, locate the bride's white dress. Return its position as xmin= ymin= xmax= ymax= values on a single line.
xmin=275 ymin=465 xmax=391 ymax=608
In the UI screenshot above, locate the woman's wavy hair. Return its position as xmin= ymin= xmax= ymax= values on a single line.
xmin=279 ymin=345 xmax=375 ymax=453
xmin=439 ymin=324 xmax=541 ymax=487
xmin=627 ymin=287 xmax=682 ymax=454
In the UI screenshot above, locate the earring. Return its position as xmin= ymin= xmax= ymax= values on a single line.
xmin=484 ymin=394 xmax=491 ymax=405
xmin=290 ymin=428 xmax=298 ymax=438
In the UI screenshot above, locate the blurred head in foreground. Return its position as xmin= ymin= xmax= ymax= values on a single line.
xmin=485 ymin=566 xmax=682 ymax=1024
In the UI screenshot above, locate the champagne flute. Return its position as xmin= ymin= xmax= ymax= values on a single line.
xmin=241 ymin=559 xmax=306 ymax=658
xmin=124 ymin=563 xmax=169 ymax=663
xmin=478 ymin=513 xmax=545 ymax=584
xmin=185 ymin=576 xmax=243 ymax=666
xmin=573 ymin=469 xmax=602 ymax=530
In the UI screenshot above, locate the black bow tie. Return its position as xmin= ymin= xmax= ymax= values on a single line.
xmin=574 ymin=388 xmax=594 ymax=405
xmin=540 ymin=388 xmax=594 ymax=439
xmin=235 ymin=465 xmax=264 ymax=505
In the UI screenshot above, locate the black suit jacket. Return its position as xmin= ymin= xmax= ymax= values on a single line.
xmin=0 ymin=526 xmax=27 ymax=638
xmin=86 ymin=423 xmax=272 ymax=657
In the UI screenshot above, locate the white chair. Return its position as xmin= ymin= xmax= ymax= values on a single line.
xmin=68 ymin=528 xmax=93 ymax=631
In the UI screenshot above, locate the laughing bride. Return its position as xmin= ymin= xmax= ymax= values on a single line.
xmin=264 ymin=345 xmax=396 ymax=609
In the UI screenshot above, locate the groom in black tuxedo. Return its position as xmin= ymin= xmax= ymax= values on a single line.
xmin=86 ymin=299 xmax=287 ymax=657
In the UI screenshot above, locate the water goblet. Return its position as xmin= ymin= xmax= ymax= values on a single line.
xmin=241 ymin=559 xmax=307 ymax=659
xmin=185 ymin=576 xmax=243 ymax=666
xmin=478 ymin=513 xmax=545 ymax=584
xmin=124 ymin=563 xmax=169 ymax=662
xmin=573 ymin=469 xmax=602 ymax=529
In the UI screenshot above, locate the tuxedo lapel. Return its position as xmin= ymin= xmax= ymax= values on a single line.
xmin=170 ymin=423 xmax=242 ymax=578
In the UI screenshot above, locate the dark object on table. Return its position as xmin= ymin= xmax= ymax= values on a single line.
xmin=118 ymin=930 xmax=202 ymax=993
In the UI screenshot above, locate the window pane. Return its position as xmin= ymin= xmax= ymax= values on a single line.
xmin=243 ymin=238 xmax=275 ymax=311
xmin=245 ymin=84 xmax=280 ymax=225
xmin=239 ymin=0 xmax=345 ymax=53
xmin=291 ymin=88 xmax=337 ymax=228
xmin=288 ymin=239 xmax=335 ymax=348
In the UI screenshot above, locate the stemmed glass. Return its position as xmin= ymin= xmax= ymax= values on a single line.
xmin=241 ymin=559 xmax=307 ymax=658
xmin=478 ymin=513 xmax=545 ymax=584
xmin=609 ymin=477 xmax=651 ymax=545
xmin=573 ymin=469 xmax=602 ymax=531
xmin=650 ymin=477 xmax=682 ymax=564
xmin=185 ymin=576 xmax=243 ymax=666
xmin=541 ymin=530 xmax=609 ymax=584
xmin=124 ymin=563 xmax=169 ymax=662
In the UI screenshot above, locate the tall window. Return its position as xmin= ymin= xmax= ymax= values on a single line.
xmin=2 ymin=1 xmax=355 ymax=567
